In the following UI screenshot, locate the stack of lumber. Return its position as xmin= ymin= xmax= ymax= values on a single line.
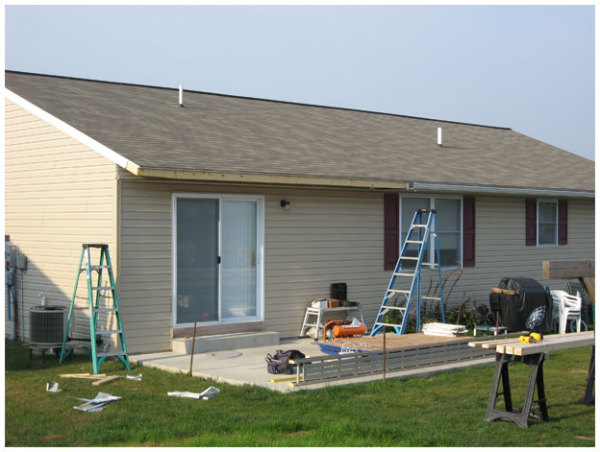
xmin=468 ymin=331 xmax=594 ymax=356
xmin=422 ymin=322 xmax=468 ymax=337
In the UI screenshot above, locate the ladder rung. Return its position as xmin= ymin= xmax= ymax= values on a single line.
xmin=96 ymin=330 xmax=123 ymax=335
xmin=97 ymin=351 xmax=127 ymax=357
xmin=90 ymin=265 xmax=111 ymax=270
xmin=421 ymin=262 xmax=438 ymax=267
xmin=405 ymin=240 xmax=424 ymax=244
xmin=92 ymin=286 xmax=114 ymax=291
xmin=410 ymin=224 xmax=428 ymax=228
xmin=388 ymin=289 xmax=410 ymax=294
xmin=394 ymin=272 xmax=415 ymax=277
xmin=381 ymin=306 xmax=406 ymax=312
xmin=94 ymin=307 xmax=118 ymax=313
xmin=374 ymin=322 xmax=403 ymax=327
xmin=421 ymin=296 xmax=441 ymax=301
xmin=400 ymin=256 xmax=419 ymax=260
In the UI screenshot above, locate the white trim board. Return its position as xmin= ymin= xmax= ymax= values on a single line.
xmin=5 ymin=88 xmax=136 ymax=171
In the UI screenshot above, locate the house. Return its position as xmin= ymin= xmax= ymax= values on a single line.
xmin=5 ymin=71 xmax=594 ymax=354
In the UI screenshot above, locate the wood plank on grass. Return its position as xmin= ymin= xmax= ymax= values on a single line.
xmin=92 ymin=375 xmax=121 ymax=386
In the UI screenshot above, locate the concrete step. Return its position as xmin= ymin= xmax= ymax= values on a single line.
xmin=172 ymin=331 xmax=280 ymax=354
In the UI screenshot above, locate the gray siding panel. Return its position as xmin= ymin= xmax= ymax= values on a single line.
xmin=119 ymin=179 xmax=594 ymax=353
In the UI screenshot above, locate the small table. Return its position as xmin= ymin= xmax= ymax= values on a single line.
xmin=474 ymin=325 xmax=508 ymax=337
xmin=299 ymin=304 xmax=366 ymax=340
xmin=469 ymin=331 xmax=595 ymax=428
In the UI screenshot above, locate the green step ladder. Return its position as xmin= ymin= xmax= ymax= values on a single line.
xmin=59 ymin=244 xmax=130 ymax=374
xmin=371 ymin=208 xmax=445 ymax=336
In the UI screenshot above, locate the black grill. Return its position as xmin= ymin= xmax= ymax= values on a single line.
xmin=489 ymin=277 xmax=553 ymax=333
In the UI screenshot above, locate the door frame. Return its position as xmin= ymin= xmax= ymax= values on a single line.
xmin=171 ymin=192 xmax=265 ymax=328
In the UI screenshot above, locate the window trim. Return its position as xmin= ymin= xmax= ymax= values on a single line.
xmin=536 ymin=199 xmax=559 ymax=247
xmin=399 ymin=194 xmax=463 ymax=269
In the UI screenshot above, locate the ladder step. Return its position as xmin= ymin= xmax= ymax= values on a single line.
xmin=421 ymin=262 xmax=438 ymax=267
xmin=374 ymin=322 xmax=403 ymax=327
xmin=381 ymin=306 xmax=406 ymax=312
xmin=81 ymin=265 xmax=111 ymax=274
xmin=422 ymin=296 xmax=441 ymax=301
xmin=388 ymin=289 xmax=410 ymax=294
xmin=410 ymin=224 xmax=428 ymax=228
xmin=83 ymin=244 xmax=108 ymax=249
xmin=91 ymin=286 xmax=115 ymax=291
xmin=405 ymin=240 xmax=424 ymax=244
xmin=394 ymin=272 xmax=415 ymax=277
xmin=94 ymin=307 xmax=118 ymax=313
xmin=97 ymin=351 xmax=127 ymax=357
xmin=95 ymin=330 xmax=123 ymax=336
xmin=400 ymin=256 xmax=419 ymax=261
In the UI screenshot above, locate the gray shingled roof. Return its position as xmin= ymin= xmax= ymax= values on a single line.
xmin=5 ymin=71 xmax=594 ymax=192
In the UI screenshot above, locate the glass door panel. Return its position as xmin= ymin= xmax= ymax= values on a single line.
xmin=401 ymin=198 xmax=430 ymax=268
xmin=435 ymin=198 xmax=461 ymax=266
xmin=176 ymin=198 xmax=219 ymax=324
xmin=221 ymin=200 xmax=257 ymax=320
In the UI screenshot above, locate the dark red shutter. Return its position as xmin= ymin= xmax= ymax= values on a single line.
xmin=384 ymin=193 xmax=399 ymax=271
xmin=462 ymin=196 xmax=475 ymax=267
xmin=525 ymin=199 xmax=537 ymax=246
xmin=558 ymin=200 xmax=568 ymax=245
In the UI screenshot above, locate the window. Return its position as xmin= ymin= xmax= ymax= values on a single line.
xmin=537 ymin=200 xmax=558 ymax=246
xmin=525 ymin=199 xmax=567 ymax=247
xmin=400 ymin=196 xmax=462 ymax=268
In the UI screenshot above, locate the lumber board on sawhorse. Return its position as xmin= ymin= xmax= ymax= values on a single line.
xmin=469 ymin=331 xmax=595 ymax=356
xmin=476 ymin=330 xmax=594 ymax=428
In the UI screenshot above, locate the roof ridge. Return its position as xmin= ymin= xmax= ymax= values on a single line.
xmin=5 ymin=69 xmax=511 ymax=131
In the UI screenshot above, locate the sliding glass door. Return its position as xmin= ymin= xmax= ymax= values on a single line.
xmin=173 ymin=194 xmax=263 ymax=326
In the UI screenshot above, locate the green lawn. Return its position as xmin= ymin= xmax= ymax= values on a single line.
xmin=4 ymin=339 xmax=595 ymax=447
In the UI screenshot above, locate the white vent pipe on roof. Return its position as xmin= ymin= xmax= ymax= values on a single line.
xmin=437 ymin=127 xmax=443 ymax=146
xmin=179 ymin=85 xmax=183 ymax=107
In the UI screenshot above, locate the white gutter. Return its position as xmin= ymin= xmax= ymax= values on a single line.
xmin=409 ymin=181 xmax=594 ymax=199
xmin=5 ymin=88 xmax=137 ymax=171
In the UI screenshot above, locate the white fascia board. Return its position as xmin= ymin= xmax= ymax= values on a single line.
xmin=409 ymin=181 xmax=594 ymax=199
xmin=5 ymin=88 xmax=136 ymax=170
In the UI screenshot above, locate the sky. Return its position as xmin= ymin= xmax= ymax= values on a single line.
xmin=4 ymin=4 xmax=596 ymax=160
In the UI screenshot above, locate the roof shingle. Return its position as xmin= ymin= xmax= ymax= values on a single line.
xmin=5 ymin=71 xmax=594 ymax=192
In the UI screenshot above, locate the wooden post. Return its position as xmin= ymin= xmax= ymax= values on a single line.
xmin=382 ymin=328 xmax=387 ymax=381
xmin=542 ymin=260 xmax=595 ymax=303
xmin=189 ymin=321 xmax=197 ymax=377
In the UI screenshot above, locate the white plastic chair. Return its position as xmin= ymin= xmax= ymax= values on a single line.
xmin=550 ymin=290 xmax=582 ymax=334
xmin=551 ymin=296 xmax=561 ymax=332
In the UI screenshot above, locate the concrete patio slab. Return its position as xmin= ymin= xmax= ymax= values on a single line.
xmin=130 ymin=337 xmax=495 ymax=393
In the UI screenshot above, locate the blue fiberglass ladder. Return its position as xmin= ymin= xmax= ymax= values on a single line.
xmin=371 ymin=209 xmax=445 ymax=336
xmin=59 ymin=244 xmax=130 ymax=374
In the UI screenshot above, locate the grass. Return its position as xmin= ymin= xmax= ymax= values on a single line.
xmin=4 ymin=339 xmax=595 ymax=447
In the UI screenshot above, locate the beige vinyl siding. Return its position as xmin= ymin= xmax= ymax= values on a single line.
xmin=118 ymin=178 xmax=391 ymax=352
xmin=456 ymin=196 xmax=595 ymax=304
xmin=119 ymin=176 xmax=595 ymax=353
xmin=5 ymin=99 xmax=118 ymax=343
